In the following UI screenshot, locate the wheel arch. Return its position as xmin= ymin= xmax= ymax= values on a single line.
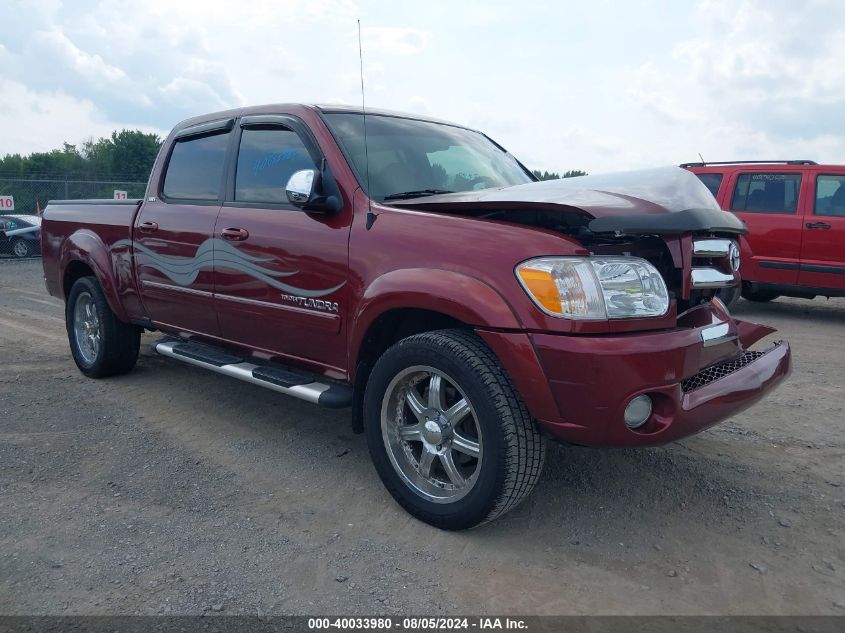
xmin=60 ymin=229 xmax=130 ymax=323
xmin=347 ymin=268 xmax=525 ymax=432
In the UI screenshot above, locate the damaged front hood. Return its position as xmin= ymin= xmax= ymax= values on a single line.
xmin=391 ymin=166 xmax=746 ymax=235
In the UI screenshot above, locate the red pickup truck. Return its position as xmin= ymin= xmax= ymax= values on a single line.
xmin=41 ymin=105 xmax=791 ymax=529
xmin=685 ymin=161 xmax=845 ymax=303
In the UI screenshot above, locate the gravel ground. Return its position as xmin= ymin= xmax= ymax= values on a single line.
xmin=0 ymin=258 xmax=843 ymax=615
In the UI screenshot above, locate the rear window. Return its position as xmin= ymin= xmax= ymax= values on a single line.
xmin=815 ymin=175 xmax=845 ymax=217
xmin=695 ymin=173 xmax=723 ymax=198
xmin=731 ymin=173 xmax=801 ymax=214
xmin=162 ymin=132 xmax=230 ymax=201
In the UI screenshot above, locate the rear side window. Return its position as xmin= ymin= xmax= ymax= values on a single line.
xmin=815 ymin=175 xmax=845 ymax=217
xmin=731 ymin=173 xmax=801 ymax=214
xmin=235 ymin=128 xmax=315 ymax=204
xmin=695 ymin=173 xmax=723 ymax=198
xmin=162 ymin=132 xmax=230 ymax=201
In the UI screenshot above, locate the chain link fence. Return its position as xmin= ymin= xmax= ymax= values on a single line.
xmin=0 ymin=176 xmax=147 ymax=259
xmin=0 ymin=176 xmax=148 ymax=215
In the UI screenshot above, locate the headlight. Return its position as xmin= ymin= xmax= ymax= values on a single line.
xmin=515 ymin=256 xmax=669 ymax=320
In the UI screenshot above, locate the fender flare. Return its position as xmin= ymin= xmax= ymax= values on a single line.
xmin=348 ymin=268 xmax=562 ymax=424
xmin=349 ymin=267 xmax=522 ymax=368
xmin=60 ymin=229 xmax=130 ymax=323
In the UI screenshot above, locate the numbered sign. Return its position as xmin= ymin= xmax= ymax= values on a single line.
xmin=0 ymin=195 xmax=14 ymax=210
xmin=114 ymin=190 xmax=128 ymax=200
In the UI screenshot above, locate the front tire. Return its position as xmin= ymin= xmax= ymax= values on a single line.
xmin=66 ymin=277 xmax=141 ymax=378
xmin=741 ymin=282 xmax=779 ymax=303
xmin=715 ymin=286 xmax=741 ymax=309
xmin=364 ymin=329 xmax=546 ymax=530
xmin=11 ymin=238 xmax=32 ymax=258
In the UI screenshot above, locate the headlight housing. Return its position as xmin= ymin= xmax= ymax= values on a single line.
xmin=516 ymin=256 xmax=669 ymax=320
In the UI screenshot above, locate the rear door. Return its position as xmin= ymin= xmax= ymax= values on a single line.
xmin=134 ymin=119 xmax=233 ymax=336
xmin=798 ymin=172 xmax=845 ymax=289
xmin=727 ymin=169 xmax=806 ymax=285
xmin=212 ymin=115 xmax=351 ymax=374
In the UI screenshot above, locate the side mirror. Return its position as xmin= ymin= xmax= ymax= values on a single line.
xmin=285 ymin=169 xmax=318 ymax=207
xmin=285 ymin=169 xmax=341 ymax=213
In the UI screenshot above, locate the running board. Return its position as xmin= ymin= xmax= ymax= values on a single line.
xmin=152 ymin=338 xmax=352 ymax=408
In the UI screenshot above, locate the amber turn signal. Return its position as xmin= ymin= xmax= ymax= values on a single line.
xmin=515 ymin=267 xmax=563 ymax=315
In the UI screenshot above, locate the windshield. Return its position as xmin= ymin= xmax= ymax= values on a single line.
xmin=323 ymin=113 xmax=533 ymax=201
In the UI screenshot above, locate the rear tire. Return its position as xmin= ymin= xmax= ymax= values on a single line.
xmin=364 ymin=329 xmax=546 ymax=530
xmin=66 ymin=276 xmax=141 ymax=378
xmin=11 ymin=238 xmax=32 ymax=258
xmin=741 ymin=282 xmax=779 ymax=303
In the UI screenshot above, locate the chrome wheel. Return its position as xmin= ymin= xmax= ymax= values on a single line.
xmin=381 ymin=365 xmax=483 ymax=503
xmin=12 ymin=240 xmax=29 ymax=257
xmin=73 ymin=291 xmax=101 ymax=365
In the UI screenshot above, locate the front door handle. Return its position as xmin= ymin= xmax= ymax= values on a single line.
xmin=806 ymin=222 xmax=832 ymax=230
xmin=221 ymin=227 xmax=249 ymax=241
xmin=138 ymin=221 xmax=159 ymax=233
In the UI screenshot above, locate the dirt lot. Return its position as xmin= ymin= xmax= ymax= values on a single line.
xmin=0 ymin=258 xmax=843 ymax=615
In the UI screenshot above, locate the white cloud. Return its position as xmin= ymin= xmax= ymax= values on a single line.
xmin=623 ymin=0 xmax=845 ymax=166
xmin=0 ymin=79 xmax=165 ymax=156
xmin=362 ymin=27 xmax=429 ymax=55
xmin=36 ymin=29 xmax=127 ymax=84
xmin=0 ymin=0 xmax=842 ymax=174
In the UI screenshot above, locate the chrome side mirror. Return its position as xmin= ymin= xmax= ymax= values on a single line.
xmin=285 ymin=169 xmax=318 ymax=207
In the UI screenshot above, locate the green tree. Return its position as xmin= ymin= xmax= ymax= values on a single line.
xmin=531 ymin=169 xmax=588 ymax=181
xmin=0 ymin=130 xmax=162 ymax=179
xmin=0 ymin=130 xmax=162 ymax=212
xmin=563 ymin=169 xmax=588 ymax=178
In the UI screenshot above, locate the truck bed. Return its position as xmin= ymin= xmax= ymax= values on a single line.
xmin=41 ymin=198 xmax=143 ymax=305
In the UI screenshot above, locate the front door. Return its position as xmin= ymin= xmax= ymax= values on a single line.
xmin=727 ymin=170 xmax=806 ymax=285
xmin=134 ymin=122 xmax=232 ymax=336
xmin=212 ymin=116 xmax=351 ymax=375
xmin=798 ymin=172 xmax=845 ymax=290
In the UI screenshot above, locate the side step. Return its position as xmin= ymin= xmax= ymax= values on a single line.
xmin=152 ymin=338 xmax=352 ymax=408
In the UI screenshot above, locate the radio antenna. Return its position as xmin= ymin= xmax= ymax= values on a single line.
xmin=358 ymin=19 xmax=376 ymax=230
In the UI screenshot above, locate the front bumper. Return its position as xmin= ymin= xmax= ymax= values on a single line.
xmin=478 ymin=316 xmax=791 ymax=448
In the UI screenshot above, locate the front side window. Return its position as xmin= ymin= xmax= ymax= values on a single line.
xmin=162 ymin=132 xmax=230 ymax=201
xmin=731 ymin=173 xmax=801 ymax=214
xmin=815 ymin=175 xmax=845 ymax=217
xmin=235 ymin=128 xmax=315 ymax=204
xmin=695 ymin=173 xmax=723 ymax=198
xmin=323 ymin=113 xmax=532 ymax=200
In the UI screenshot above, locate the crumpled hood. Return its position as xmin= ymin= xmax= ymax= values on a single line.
xmin=390 ymin=166 xmax=746 ymax=235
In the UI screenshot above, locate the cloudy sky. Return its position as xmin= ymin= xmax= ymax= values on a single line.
xmin=1 ymin=0 xmax=843 ymax=173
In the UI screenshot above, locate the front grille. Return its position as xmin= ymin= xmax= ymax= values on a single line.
xmin=690 ymin=237 xmax=739 ymax=290
xmin=681 ymin=350 xmax=768 ymax=393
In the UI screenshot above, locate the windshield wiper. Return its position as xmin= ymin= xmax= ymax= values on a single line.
xmin=382 ymin=189 xmax=454 ymax=201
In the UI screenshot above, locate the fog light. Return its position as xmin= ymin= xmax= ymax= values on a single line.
xmin=624 ymin=394 xmax=653 ymax=429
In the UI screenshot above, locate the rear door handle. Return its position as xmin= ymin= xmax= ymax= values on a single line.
xmin=221 ymin=227 xmax=249 ymax=241
xmin=138 ymin=221 xmax=159 ymax=233
xmin=806 ymin=222 xmax=832 ymax=230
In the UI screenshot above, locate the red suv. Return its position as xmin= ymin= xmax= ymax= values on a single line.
xmin=685 ymin=161 xmax=845 ymax=303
